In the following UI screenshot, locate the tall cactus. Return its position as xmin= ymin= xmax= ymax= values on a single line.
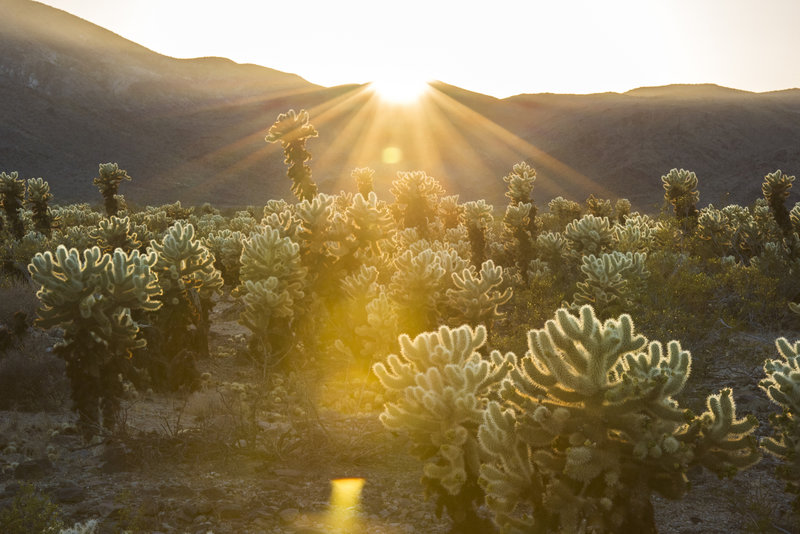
xmin=28 ymin=246 xmax=161 ymax=434
xmin=661 ymin=168 xmax=699 ymax=220
xmin=148 ymin=221 xmax=223 ymax=387
xmin=25 ymin=177 xmax=55 ymax=237
xmin=0 ymin=171 xmax=26 ymax=240
xmin=265 ymin=109 xmax=319 ymax=201
xmin=93 ymin=163 xmax=131 ymax=217
xmin=762 ymin=170 xmax=796 ymax=237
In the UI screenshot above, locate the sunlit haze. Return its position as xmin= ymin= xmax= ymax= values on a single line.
xmin=34 ymin=0 xmax=800 ymax=97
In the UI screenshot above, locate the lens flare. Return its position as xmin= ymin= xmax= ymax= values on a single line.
xmin=327 ymin=477 xmax=365 ymax=531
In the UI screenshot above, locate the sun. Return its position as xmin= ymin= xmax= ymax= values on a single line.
xmin=369 ymin=75 xmax=431 ymax=104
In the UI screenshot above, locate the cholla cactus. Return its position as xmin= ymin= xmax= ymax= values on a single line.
xmin=373 ymin=324 xmax=514 ymax=532
xmin=24 ymin=177 xmax=54 ymax=237
xmin=614 ymin=198 xmax=632 ymax=223
xmin=265 ymin=109 xmax=319 ymax=201
xmin=439 ymin=195 xmax=463 ymax=229
xmin=696 ymin=205 xmax=734 ymax=257
xmin=148 ymin=221 xmax=222 ymax=385
xmin=760 ymin=337 xmax=800 ymax=509
xmin=0 ymin=171 xmax=26 ymax=239
xmin=344 ymin=192 xmax=394 ymax=255
xmin=612 ymin=214 xmax=655 ymax=253
xmin=478 ymin=306 xmax=759 ymax=534
xmin=503 ymin=162 xmax=536 ymax=206
xmin=503 ymin=203 xmax=535 ymax=279
xmin=572 ymin=251 xmax=649 ymax=317
xmin=447 ymin=260 xmax=512 ymax=333
xmin=661 ymin=168 xmax=699 ymax=219
xmin=352 ymin=167 xmax=375 ymax=197
xmin=93 ymin=163 xmax=131 ymax=217
xmin=462 ymin=199 xmax=494 ymax=268
xmin=90 ymin=215 xmax=141 ymax=253
xmin=762 ymin=170 xmax=796 ymax=236
xmin=390 ymin=170 xmax=445 ymax=235
xmin=238 ymin=226 xmax=307 ymax=364
xmin=564 ymin=214 xmax=613 ymax=256
xmin=28 ymin=245 xmax=161 ymax=433
xmin=547 ymin=196 xmax=583 ymax=230
xmin=390 ymin=248 xmax=446 ymax=333
xmin=536 ymin=231 xmax=568 ymax=268
xmin=204 ymin=229 xmax=245 ymax=285
xmin=585 ymin=194 xmax=613 ymax=218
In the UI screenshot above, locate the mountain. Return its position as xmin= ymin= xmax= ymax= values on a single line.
xmin=2 ymin=0 xmax=800 ymax=211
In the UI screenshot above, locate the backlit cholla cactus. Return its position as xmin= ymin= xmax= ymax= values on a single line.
xmin=479 ymin=306 xmax=759 ymax=534
xmin=93 ymin=163 xmax=131 ymax=217
xmin=390 ymin=248 xmax=446 ymax=333
xmin=447 ymin=260 xmax=512 ymax=333
xmin=762 ymin=170 xmax=795 ymax=237
xmin=373 ymin=324 xmax=514 ymax=532
xmin=661 ymin=168 xmax=699 ymax=219
xmin=696 ymin=205 xmax=735 ymax=257
xmin=390 ymin=170 xmax=445 ymax=236
xmin=204 ymin=229 xmax=245 ymax=286
xmin=238 ymin=226 xmax=307 ymax=365
xmin=462 ymin=199 xmax=494 ymax=268
xmin=504 ymin=162 xmax=537 ymax=207
xmin=612 ymin=214 xmax=655 ymax=253
xmin=265 ymin=109 xmax=319 ymax=201
xmin=536 ymin=231 xmax=568 ymax=267
xmin=90 ymin=215 xmax=141 ymax=254
xmin=346 ymin=192 xmax=394 ymax=255
xmin=585 ymin=194 xmax=613 ymax=218
xmin=546 ymin=196 xmax=583 ymax=231
xmin=149 ymin=221 xmax=223 ymax=372
xmin=760 ymin=337 xmax=800 ymax=509
xmin=439 ymin=195 xmax=463 ymax=229
xmin=613 ymin=198 xmax=632 ymax=223
xmin=352 ymin=167 xmax=375 ymax=197
xmin=295 ymin=194 xmax=336 ymax=288
xmin=25 ymin=177 xmax=54 ymax=237
xmin=0 ymin=171 xmax=26 ymax=239
xmin=790 ymin=202 xmax=800 ymax=236
xmin=503 ymin=203 xmax=536 ymax=280
xmin=564 ymin=214 xmax=613 ymax=257
xmin=572 ymin=252 xmax=648 ymax=318
xmin=29 ymin=245 xmax=161 ymax=434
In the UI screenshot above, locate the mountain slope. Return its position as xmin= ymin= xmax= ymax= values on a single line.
xmin=1 ymin=0 xmax=799 ymax=210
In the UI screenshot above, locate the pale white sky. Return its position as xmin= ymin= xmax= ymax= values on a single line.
xmin=36 ymin=0 xmax=800 ymax=97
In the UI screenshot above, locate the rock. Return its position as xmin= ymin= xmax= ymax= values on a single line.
xmin=216 ymin=502 xmax=244 ymax=519
xmin=51 ymin=481 xmax=86 ymax=503
xmin=99 ymin=444 xmax=134 ymax=473
xmin=13 ymin=458 xmax=53 ymax=480
xmin=200 ymin=487 xmax=227 ymax=500
xmin=279 ymin=507 xmax=300 ymax=524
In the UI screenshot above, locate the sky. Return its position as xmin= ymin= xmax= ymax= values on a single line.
xmin=35 ymin=0 xmax=800 ymax=98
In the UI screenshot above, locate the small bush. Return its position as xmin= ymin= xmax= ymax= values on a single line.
xmin=0 ymin=484 xmax=65 ymax=534
xmin=0 ymin=348 xmax=69 ymax=411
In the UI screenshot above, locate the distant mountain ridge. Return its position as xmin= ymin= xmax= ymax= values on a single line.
xmin=2 ymin=0 xmax=799 ymax=210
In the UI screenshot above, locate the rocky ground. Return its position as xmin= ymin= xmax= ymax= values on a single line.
xmin=0 ymin=292 xmax=798 ymax=533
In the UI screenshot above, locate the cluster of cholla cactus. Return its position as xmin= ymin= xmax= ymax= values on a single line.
xmin=373 ymin=324 xmax=515 ymax=533
xmin=477 ymin=305 xmax=758 ymax=533
xmin=390 ymin=170 xmax=445 ymax=236
xmin=28 ymin=245 xmax=161 ymax=434
xmin=761 ymin=170 xmax=795 ymax=237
